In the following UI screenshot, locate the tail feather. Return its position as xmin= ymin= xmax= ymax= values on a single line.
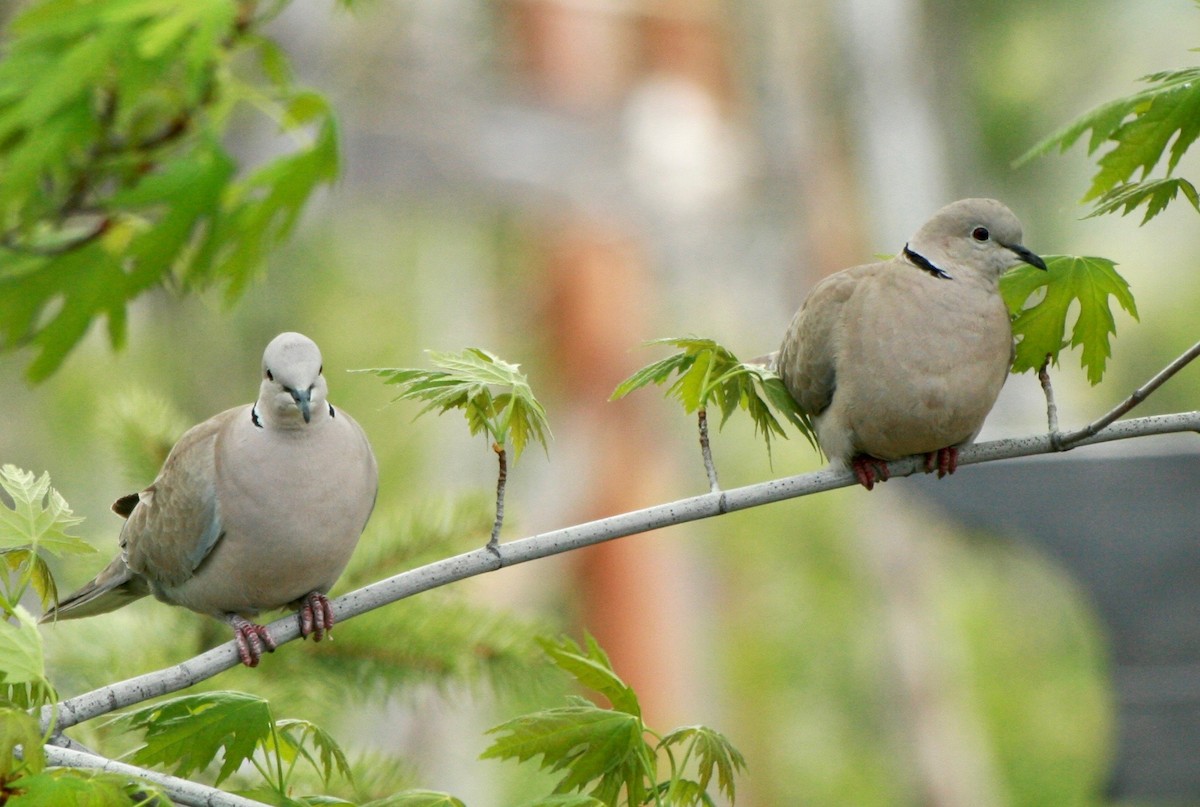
xmin=40 ymin=556 xmax=149 ymax=622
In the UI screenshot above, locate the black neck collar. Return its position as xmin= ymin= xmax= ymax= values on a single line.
xmin=251 ymin=402 xmax=335 ymax=428
xmin=903 ymin=244 xmax=953 ymax=280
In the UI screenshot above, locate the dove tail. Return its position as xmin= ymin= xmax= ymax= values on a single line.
xmin=39 ymin=558 xmax=149 ymax=622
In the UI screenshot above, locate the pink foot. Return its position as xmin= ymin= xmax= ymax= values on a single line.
xmin=226 ymin=615 xmax=276 ymax=668
xmin=851 ymin=455 xmax=891 ymax=491
xmin=299 ymin=591 xmax=335 ymax=642
xmin=923 ymin=446 xmax=959 ymax=478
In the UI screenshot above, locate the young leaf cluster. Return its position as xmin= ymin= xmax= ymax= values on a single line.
xmin=482 ymin=634 xmax=746 ymax=806
xmin=612 ymin=337 xmax=816 ymax=453
xmin=0 ymin=465 xmax=96 ymax=707
xmin=1019 ymin=59 xmax=1200 ymax=223
xmin=115 ymin=690 xmax=353 ymax=802
xmin=0 ymin=0 xmax=339 ymax=380
xmin=361 ymin=347 xmax=551 ymax=462
xmin=1000 ymin=255 xmax=1138 ymax=385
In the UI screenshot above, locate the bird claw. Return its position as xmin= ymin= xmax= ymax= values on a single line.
xmin=851 ymin=455 xmax=891 ymax=490
xmin=923 ymin=446 xmax=959 ymax=478
xmin=227 ymin=615 xmax=276 ymax=668
xmin=299 ymin=591 xmax=335 ymax=642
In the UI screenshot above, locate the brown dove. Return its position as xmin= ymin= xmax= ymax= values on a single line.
xmin=41 ymin=332 xmax=378 ymax=666
xmin=777 ymin=198 xmax=1046 ymax=490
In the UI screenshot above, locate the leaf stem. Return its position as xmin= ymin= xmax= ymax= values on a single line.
xmin=269 ymin=718 xmax=287 ymax=798
xmin=488 ymin=443 xmax=507 ymax=552
xmin=1056 ymin=338 xmax=1200 ymax=450
xmin=1038 ymin=355 xmax=1059 ymax=435
xmin=697 ymin=408 xmax=720 ymax=493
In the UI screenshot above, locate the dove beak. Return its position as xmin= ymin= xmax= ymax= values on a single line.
xmin=1008 ymin=243 xmax=1047 ymax=271
xmin=290 ymin=388 xmax=312 ymax=423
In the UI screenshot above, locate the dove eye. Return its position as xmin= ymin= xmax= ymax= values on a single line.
xmin=266 ymin=369 xmax=274 ymax=381
xmin=972 ymin=227 xmax=990 ymax=242
xmin=319 ymin=364 xmax=323 ymax=375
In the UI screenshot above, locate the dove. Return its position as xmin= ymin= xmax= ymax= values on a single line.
xmin=41 ymin=332 xmax=378 ymax=667
xmin=777 ymin=198 xmax=1046 ymax=490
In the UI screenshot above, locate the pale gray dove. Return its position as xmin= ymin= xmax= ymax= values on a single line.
xmin=777 ymin=198 xmax=1046 ymax=490
xmin=41 ymin=332 xmax=378 ymax=666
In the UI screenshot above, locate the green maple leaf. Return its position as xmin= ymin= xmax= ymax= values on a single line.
xmin=0 ymin=706 xmax=45 ymax=779
xmin=482 ymin=704 xmax=649 ymax=801
xmin=1000 ymin=255 xmax=1138 ymax=385
xmin=0 ymin=608 xmax=47 ymax=689
xmin=1086 ymin=178 xmax=1200 ymax=223
xmin=117 ymin=691 xmax=274 ymax=784
xmin=484 ymin=634 xmax=653 ymax=804
xmin=539 ymin=635 xmax=641 ymax=718
xmin=659 ymin=725 xmax=747 ymax=804
xmin=0 ymin=465 xmax=92 ymax=557
xmin=5 ymin=769 xmax=165 ymax=806
xmin=271 ymin=718 xmax=354 ymax=788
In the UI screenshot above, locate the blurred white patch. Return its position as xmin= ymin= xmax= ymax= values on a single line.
xmin=622 ymin=74 xmax=744 ymax=218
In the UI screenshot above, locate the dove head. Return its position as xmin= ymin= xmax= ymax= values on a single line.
xmin=258 ymin=332 xmax=329 ymax=428
xmin=905 ymin=198 xmax=1047 ymax=282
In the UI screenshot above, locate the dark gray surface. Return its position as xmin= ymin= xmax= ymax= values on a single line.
xmin=911 ymin=451 xmax=1200 ymax=800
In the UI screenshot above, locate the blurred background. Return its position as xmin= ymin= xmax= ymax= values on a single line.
xmin=4 ymin=0 xmax=1200 ymax=804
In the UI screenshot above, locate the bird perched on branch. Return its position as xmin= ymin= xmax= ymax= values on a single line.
xmin=777 ymin=198 xmax=1046 ymax=490
xmin=41 ymin=332 xmax=378 ymax=667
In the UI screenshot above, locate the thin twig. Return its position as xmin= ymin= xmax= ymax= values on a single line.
xmin=487 ymin=443 xmax=507 ymax=551
xmin=1038 ymin=355 xmax=1059 ymax=435
xmin=44 ymin=745 xmax=263 ymax=807
xmin=697 ymin=407 xmax=720 ymax=493
xmin=1056 ymin=339 xmax=1200 ymax=450
xmin=41 ymin=410 xmax=1200 ymax=736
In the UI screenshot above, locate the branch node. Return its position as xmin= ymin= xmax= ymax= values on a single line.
xmin=716 ymin=490 xmax=729 ymax=515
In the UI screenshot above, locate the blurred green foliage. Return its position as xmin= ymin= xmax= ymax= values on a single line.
xmin=0 ymin=0 xmax=337 ymax=381
xmin=1021 ymin=62 xmax=1200 ymax=223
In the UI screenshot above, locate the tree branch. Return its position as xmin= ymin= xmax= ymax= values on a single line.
xmin=44 ymin=745 xmax=264 ymax=807
xmin=42 ymin=409 xmax=1200 ymax=738
xmin=1055 ymin=339 xmax=1200 ymax=449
